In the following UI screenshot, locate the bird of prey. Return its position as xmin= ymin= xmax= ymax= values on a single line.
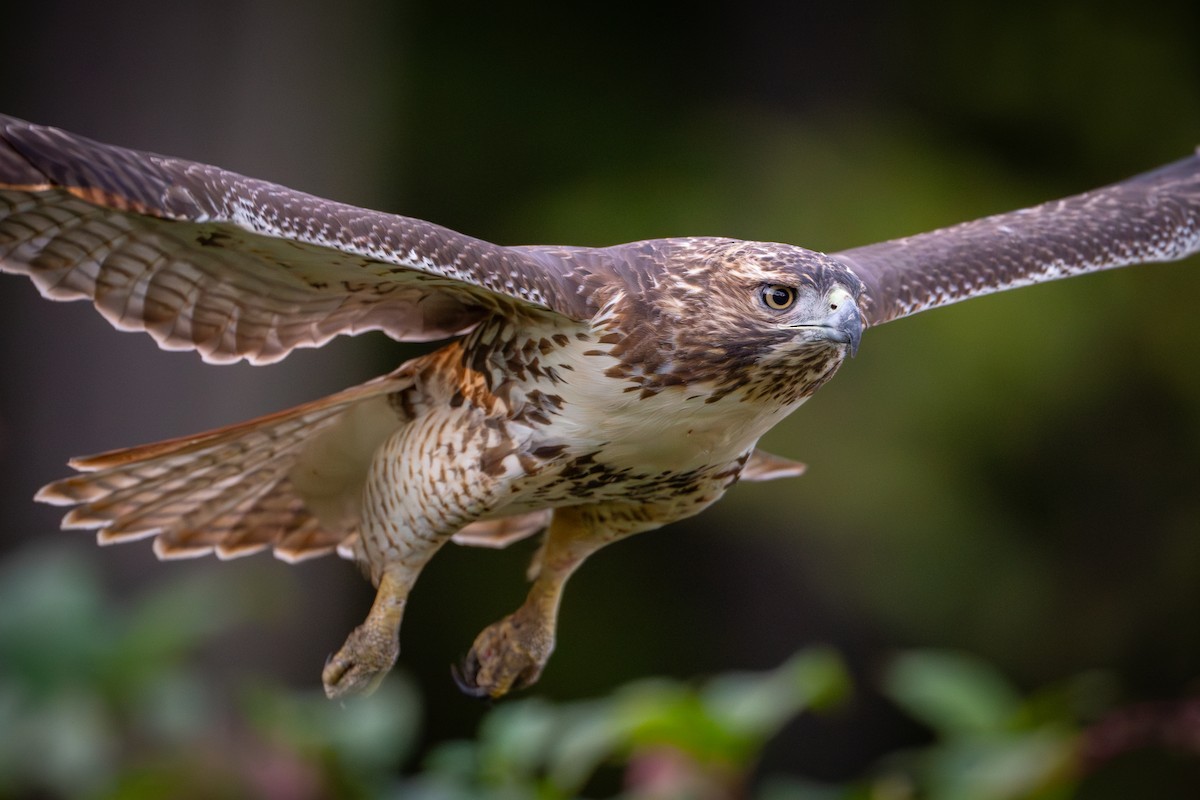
xmin=2 ymin=114 xmax=1198 ymax=699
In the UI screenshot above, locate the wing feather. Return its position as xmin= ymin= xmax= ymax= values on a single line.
xmin=835 ymin=151 xmax=1200 ymax=326
xmin=0 ymin=114 xmax=594 ymax=363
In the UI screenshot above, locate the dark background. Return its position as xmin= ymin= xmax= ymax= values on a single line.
xmin=2 ymin=0 xmax=1199 ymax=792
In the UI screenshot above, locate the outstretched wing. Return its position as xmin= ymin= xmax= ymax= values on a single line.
xmin=0 ymin=114 xmax=594 ymax=364
xmin=835 ymin=151 xmax=1200 ymax=327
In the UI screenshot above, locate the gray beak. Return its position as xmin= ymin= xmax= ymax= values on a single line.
xmin=826 ymin=292 xmax=863 ymax=357
xmin=793 ymin=288 xmax=862 ymax=356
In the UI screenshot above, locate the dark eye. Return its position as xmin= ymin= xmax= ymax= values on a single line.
xmin=761 ymin=284 xmax=797 ymax=311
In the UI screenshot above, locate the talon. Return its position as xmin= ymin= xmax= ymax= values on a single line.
xmin=322 ymin=622 xmax=399 ymax=699
xmin=450 ymin=653 xmax=492 ymax=700
xmin=454 ymin=612 xmax=553 ymax=699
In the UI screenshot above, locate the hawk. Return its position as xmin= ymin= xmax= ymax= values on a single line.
xmin=2 ymin=114 xmax=1198 ymax=699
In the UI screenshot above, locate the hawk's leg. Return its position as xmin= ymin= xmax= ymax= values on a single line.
xmin=455 ymin=503 xmax=660 ymax=699
xmin=322 ymin=406 xmax=509 ymax=698
xmin=322 ymin=568 xmax=409 ymax=698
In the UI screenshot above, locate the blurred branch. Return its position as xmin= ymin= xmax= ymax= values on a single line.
xmin=1081 ymin=696 xmax=1200 ymax=770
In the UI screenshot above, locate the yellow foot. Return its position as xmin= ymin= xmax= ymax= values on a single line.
xmin=453 ymin=612 xmax=554 ymax=699
xmin=322 ymin=621 xmax=399 ymax=699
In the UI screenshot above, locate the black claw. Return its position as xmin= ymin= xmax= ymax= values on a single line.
xmin=451 ymin=651 xmax=491 ymax=700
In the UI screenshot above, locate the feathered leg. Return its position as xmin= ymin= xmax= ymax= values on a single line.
xmin=321 ymin=569 xmax=410 ymax=697
xmin=321 ymin=403 xmax=524 ymax=698
xmin=454 ymin=502 xmax=662 ymax=699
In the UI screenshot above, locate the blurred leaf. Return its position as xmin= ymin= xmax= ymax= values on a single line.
xmin=406 ymin=650 xmax=853 ymax=798
xmin=758 ymin=776 xmax=879 ymax=800
xmin=1015 ymin=670 xmax=1116 ymax=730
xmin=919 ymin=728 xmax=1077 ymax=800
xmin=702 ymin=648 xmax=851 ymax=740
xmin=885 ymin=650 xmax=1022 ymax=735
xmin=0 ymin=547 xmax=115 ymax=694
xmin=619 ymin=680 xmax=743 ymax=765
xmin=476 ymin=697 xmax=560 ymax=786
xmin=246 ymin=677 xmax=421 ymax=778
xmin=879 ymin=651 xmax=1080 ymax=800
xmin=128 ymin=671 xmax=216 ymax=743
xmin=543 ymin=701 xmax=623 ymax=791
xmin=116 ymin=572 xmax=253 ymax=665
xmin=8 ymin=689 xmax=118 ymax=797
xmin=616 ymin=650 xmax=850 ymax=769
xmin=420 ymin=739 xmax=480 ymax=782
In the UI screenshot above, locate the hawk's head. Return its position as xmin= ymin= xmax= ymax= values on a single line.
xmin=705 ymin=239 xmax=864 ymax=357
xmin=602 ymin=238 xmax=866 ymax=404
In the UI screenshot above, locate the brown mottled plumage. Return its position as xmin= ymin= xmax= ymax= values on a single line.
xmin=2 ymin=114 xmax=1198 ymax=698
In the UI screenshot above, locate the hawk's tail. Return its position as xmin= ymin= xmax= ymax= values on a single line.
xmin=36 ymin=370 xmax=411 ymax=563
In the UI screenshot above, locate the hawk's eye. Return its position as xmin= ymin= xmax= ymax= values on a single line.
xmin=761 ymin=284 xmax=797 ymax=311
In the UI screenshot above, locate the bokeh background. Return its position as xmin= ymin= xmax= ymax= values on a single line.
xmin=1 ymin=1 xmax=1199 ymax=797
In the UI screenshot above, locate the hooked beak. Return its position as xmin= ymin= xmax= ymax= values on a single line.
xmin=791 ymin=288 xmax=863 ymax=357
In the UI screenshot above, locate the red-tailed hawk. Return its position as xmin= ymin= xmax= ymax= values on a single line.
xmin=2 ymin=114 xmax=1197 ymax=697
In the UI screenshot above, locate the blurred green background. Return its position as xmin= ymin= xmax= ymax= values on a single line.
xmin=2 ymin=0 xmax=1199 ymax=797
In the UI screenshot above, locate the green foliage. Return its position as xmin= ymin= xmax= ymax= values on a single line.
xmin=8 ymin=545 xmax=1186 ymax=800
xmin=397 ymin=648 xmax=850 ymax=799
xmin=886 ymin=650 xmax=1025 ymax=735
xmin=0 ymin=547 xmax=419 ymax=799
xmin=875 ymin=651 xmax=1079 ymax=800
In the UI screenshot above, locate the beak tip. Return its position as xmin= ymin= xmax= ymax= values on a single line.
xmin=839 ymin=305 xmax=863 ymax=359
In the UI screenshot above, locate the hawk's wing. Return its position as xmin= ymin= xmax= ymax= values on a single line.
xmin=835 ymin=151 xmax=1200 ymax=327
xmin=0 ymin=114 xmax=594 ymax=364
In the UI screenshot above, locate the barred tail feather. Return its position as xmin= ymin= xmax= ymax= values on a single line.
xmin=36 ymin=369 xmax=412 ymax=563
